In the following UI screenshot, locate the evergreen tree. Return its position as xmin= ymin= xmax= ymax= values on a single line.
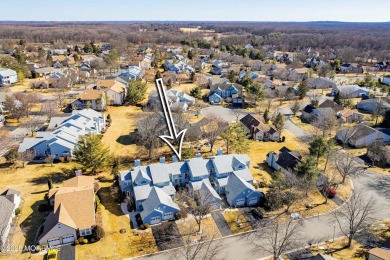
xmin=298 ymin=78 xmax=308 ymax=100
xmin=125 ymin=80 xmax=148 ymax=105
xmin=263 ymin=108 xmax=270 ymax=123
xmin=190 ymin=87 xmax=202 ymax=99
xmin=73 ymin=134 xmax=111 ymax=174
xmin=48 ymin=177 xmax=53 ymax=190
xmin=241 ymin=71 xmax=253 ymax=88
xmin=294 ymin=157 xmax=318 ymax=179
xmin=333 ymin=91 xmax=341 ymax=105
xmin=272 ymin=113 xmax=285 ymax=135
xmin=227 ymin=70 xmax=237 ymax=83
xmin=309 ymin=136 xmax=329 ymax=165
xmin=155 ymin=70 xmax=162 ymax=79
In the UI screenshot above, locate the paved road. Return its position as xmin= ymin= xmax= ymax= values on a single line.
xmin=131 ymin=170 xmax=390 ymax=260
xmin=59 ymin=244 xmax=75 ymax=260
xmin=202 ymin=106 xmax=249 ymax=122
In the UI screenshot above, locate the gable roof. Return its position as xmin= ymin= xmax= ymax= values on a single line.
xmin=319 ymin=99 xmax=344 ymax=112
xmin=186 ymin=157 xmax=212 ymax=177
xmin=226 ymin=172 xmax=256 ymax=204
xmin=98 ymin=79 xmax=126 ymax=94
xmin=75 ymin=89 xmax=104 ymax=101
xmin=302 ymin=105 xmax=316 ymax=114
xmin=140 ymin=187 xmax=179 ymax=219
xmin=240 ymin=113 xmax=265 ymax=129
xmin=0 ymin=195 xmax=15 ymax=240
xmin=276 ymin=149 xmax=302 ymax=172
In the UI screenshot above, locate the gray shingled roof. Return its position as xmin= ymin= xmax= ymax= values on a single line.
xmin=226 ymin=172 xmax=256 ymax=205
xmin=133 ymin=185 xmax=152 ymax=202
xmin=149 ymin=164 xmax=170 ymax=184
xmin=200 ymin=181 xmax=221 ymax=201
xmin=140 ymin=187 xmax=179 ymax=220
xmin=186 ymin=157 xmax=212 ymax=178
xmin=212 ymin=154 xmax=250 ymax=174
xmin=0 ymin=196 xmax=15 ymax=240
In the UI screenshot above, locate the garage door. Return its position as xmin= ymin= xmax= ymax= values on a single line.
xmin=248 ymin=197 xmax=258 ymax=206
xmin=236 ymin=198 xmax=245 ymax=206
xmin=150 ymin=216 xmax=161 ymax=225
xmin=47 ymin=238 xmax=61 ymax=247
xmin=162 ymin=212 xmax=174 ymax=220
xmin=62 ymin=235 xmax=75 ymax=244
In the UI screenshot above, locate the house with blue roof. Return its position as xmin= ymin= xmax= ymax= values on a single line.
xmin=208 ymin=82 xmax=244 ymax=107
xmin=140 ymin=187 xmax=180 ymax=225
xmin=119 ymin=152 xmax=260 ymax=224
xmin=17 ymin=109 xmax=105 ymax=160
xmin=226 ymin=173 xmax=263 ymax=207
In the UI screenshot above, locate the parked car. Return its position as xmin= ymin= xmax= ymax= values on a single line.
xmin=322 ymin=186 xmax=336 ymax=198
xmin=47 ymin=248 xmax=58 ymax=260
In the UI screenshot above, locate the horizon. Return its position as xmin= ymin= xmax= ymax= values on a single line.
xmin=2 ymin=0 xmax=390 ymax=23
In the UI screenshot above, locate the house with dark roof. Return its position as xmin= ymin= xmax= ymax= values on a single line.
xmin=357 ymin=98 xmax=390 ymax=114
xmin=318 ymin=100 xmax=344 ymax=113
xmin=240 ymin=114 xmax=280 ymax=141
xmin=301 ymin=105 xmax=316 ymax=121
xmin=266 ymin=147 xmax=302 ymax=175
xmin=0 ymin=189 xmax=21 ymax=246
xmin=336 ymin=124 xmax=390 ymax=148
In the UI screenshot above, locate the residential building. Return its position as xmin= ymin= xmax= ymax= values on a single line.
xmin=32 ymin=67 xmax=55 ymax=77
xmin=38 ymin=176 xmax=98 ymax=246
xmin=340 ymin=63 xmax=363 ymax=73
xmin=336 ymin=124 xmax=390 ymax=148
xmin=240 ymin=114 xmax=279 ymax=141
xmin=119 ymin=66 xmax=145 ymax=81
xmin=72 ymin=89 xmax=107 ymax=111
xmin=208 ymin=82 xmax=244 ymax=107
xmin=368 ymin=239 xmax=390 ymax=260
xmin=164 ymin=60 xmax=194 ymax=74
xmin=337 ymin=109 xmax=364 ymax=123
xmin=266 ymin=147 xmax=302 ymax=175
xmin=318 ymin=100 xmax=344 ymax=113
xmin=307 ymin=77 xmax=337 ymax=89
xmin=357 ymin=98 xmax=390 ymax=114
xmin=0 ymin=68 xmax=18 ymax=86
xmin=0 ymin=189 xmax=21 ymax=246
xmin=383 ymin=75 xmax=390 ymax=86
xmin=289 ymin=68 xmax=308 ymax=80
xmin=331 ymin=85 xmax=369 ymax=98
xmin=148 ymin=89 xmax=195 ymax=112
xmin=98 ymin=79 xmax=127 ymax=105
xmin=118 ymin=153 xmax=260 ymax=224
xmin=18 ymin=109 xmax=106 ymax=160
xmin=226 ymin=173 xmax=262 ymax=207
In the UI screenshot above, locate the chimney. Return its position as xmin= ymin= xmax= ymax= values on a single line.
xmin=172 ymin=156 xmax=178 ymax=163
xmin=134 ymin=159 xmax=141 ymax=167
xmin=160 ymin=157 xmax=166 ymax=164
xmin=195 ymin=153 xmax=202 ymax=158
xmin=217 ymin=149 xmax=223 ymax=156
xmin=75 ymin=170 xmax=82 ymax=176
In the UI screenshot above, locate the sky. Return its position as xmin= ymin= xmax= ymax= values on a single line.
xmin=1 ymin=0 xmax=389 ymax=22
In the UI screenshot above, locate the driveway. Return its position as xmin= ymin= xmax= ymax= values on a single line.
xmin=151 ymin=221 xmax=183 ymax=251
xmin=202 ymin=106 xmax=249 ymax=122
xmin=134 ymin=170 xmax=390 ymax=260
xmin=210 ymin=210 xmax=233 ymax=237
xmin=238 ymin=208 xmax=259 ymax=229
xmin=59 ymin=244 xmax=75 ymax=260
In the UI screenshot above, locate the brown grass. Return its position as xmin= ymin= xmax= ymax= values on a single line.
xmin=309 ymin=238 xmax=367 ymax=260
xmin=223 ymin=210 xmax=252 ymax=234
xmin=176 ymin=215 xmax=222 ymax=244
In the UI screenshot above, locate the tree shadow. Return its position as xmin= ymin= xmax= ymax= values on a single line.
xmin=0 ymin=162 xmax=14 ymax=168
xmin=116 ymin=132 xmax=138 ymax=146
xmin=368 ymin=174 xmax=390 ymax=199
xmin=97 ymin=185 xmax=123 ymax=217
xmin=19 ymin=197 xmax=49 ymax=247
xmin=29 ymin=167 xmax=73 ymax=186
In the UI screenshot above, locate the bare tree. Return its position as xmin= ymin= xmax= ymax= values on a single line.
xmin=232 ymin=108 xmax=243 ymax=122
xmin=0 ymin=129 xmax=17 ymax=158
xmin=18 ymin=150 xmax=35 ymax=167
xmin=313 ymin=113 xmax=338 ymax=137
xmin=24 ymin=116 xmax=45 ymax=136
xmin=136 ymin=113 xmax=162 ymax=159
xmin=41 ymin=100 xmax=58 ymax=120
xmin=53 ymin=77 xmax=70 ymax=108
xmin=290 ymin=100 xmax=300 ymax=116
xmin=193 ymin=101 xmax=206 ymax=117
xmin=251 ymin=217 xmax=303 ymax=260
xmin=308 ymin=92 xmax=322 ymax=107
xmin=201 ymin=113 xmax=227 ymax=152
xmin=367 ymin=139 xmax=388 ymax=167
xmin=173 ymin=234 xmax=225 ymax=260
xmin=332 ymin=192 xmax=376 ymax=248
xmin=177 ymin=188 xmax=215 ymax=233
xmin=335 ymin=152 xmax=365 ymax=184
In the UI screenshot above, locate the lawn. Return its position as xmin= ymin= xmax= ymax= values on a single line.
xmin=247 ymin=130 xmax=308 ymax=184
xmin=0 ymin=159 xmax=78 ymax=259
xmin=176 ymin=214 xmax=222 ymax=244
xmin=222 ymin=210 xmax=252 ymax=234
xmin=290 ymin=116 xmax=319 ymax=135
xmin=309 ymin=238 xmax=367 ymax=260
xmin=76 ymin=174 xmax=157 ymax=259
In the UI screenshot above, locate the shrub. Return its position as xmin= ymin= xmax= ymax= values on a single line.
xmin=15 ymin=208 xmax=21 ymax=215
xmin=83 ymin=239 xmax=88 ymax=244
xmin=92 ymin=225 xmax=105 ymax=240
xmin=95 ymin=195 xmax=101 ymax=211
xmin=175 ymin=212 xmax=182 ymax=220
xmin=74 ymin=240 xmax=79 ymax=245
xmin=78 ymin=237 xmax=84 ymax=243
xmin=139 ymin=224 xmax=145 ymax=230
xmin=144 ymin=224 xmax=150 ymax=229
xmin=35 ymin=246 xmax=41 ymax=252
xmin=258 ymin=182 xmax=268 ymax=188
